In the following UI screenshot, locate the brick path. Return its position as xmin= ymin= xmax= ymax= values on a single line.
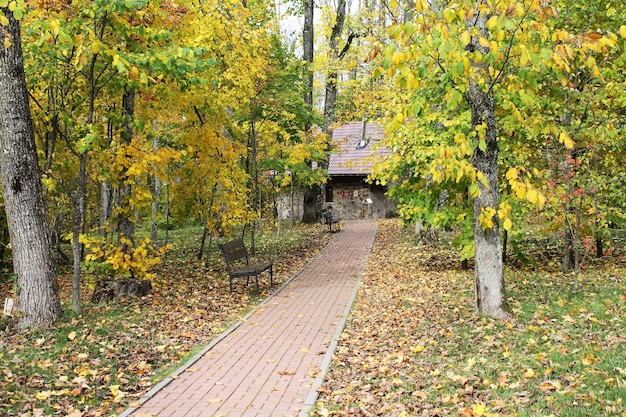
xmin=121 ymin=220 xmax=378 ymax=417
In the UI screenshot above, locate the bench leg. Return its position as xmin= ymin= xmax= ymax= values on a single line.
xmin=254 ymin=274 xmax=260 ymax=294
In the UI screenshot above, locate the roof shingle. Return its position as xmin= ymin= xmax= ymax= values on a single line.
xmin=328 ymin=122 xmax=390 ymax=176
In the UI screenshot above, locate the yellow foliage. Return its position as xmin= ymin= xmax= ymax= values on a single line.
xmin=478 ymin=207 xmax=496 ymax=230
xmin=559 ymin=130 xmax=575 ymax=149
xmin=82 ymin=236 xmax=167 ymax=280
xmin=460 ymin=31 xmax=471 ymax=46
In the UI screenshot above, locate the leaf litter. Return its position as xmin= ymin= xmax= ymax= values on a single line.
xmin=0 ymin=223 xmax=334 ymax=416
xmin=313 ymin=219 xmax=626 ymax=417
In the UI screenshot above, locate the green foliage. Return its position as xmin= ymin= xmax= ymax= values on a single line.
xmin=13 ymin=0 xmax=323 ymax=284
xmin=370 ymin=0 xmax=626 ymax=260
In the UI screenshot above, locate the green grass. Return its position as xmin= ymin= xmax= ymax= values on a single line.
xmin=0 ymin=221 xmax=334 ymax=416
xmin=314 ymin=220 xmax=626 ymax=417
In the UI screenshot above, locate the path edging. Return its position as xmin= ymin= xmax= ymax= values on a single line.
xmin=298 ymin=223 xmax=377 ymax=416
xmin=118 ymin=229 xmax=344 ymax=417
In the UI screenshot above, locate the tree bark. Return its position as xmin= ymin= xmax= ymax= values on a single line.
xmin=118 ymin=87 xmax=136 ymax=251
xmin=468 ymin=4 xmax=510 ymax=319
xmin=71 ymin=153 xmax=88 ymax=313
xmin=91 ymin=278 xmax=152 ymax=303
xmin=301 ymin=0 xmax=321 ymax=224
xmin=323 ymin=0 xmax=347 ymax=129
xmin=151 ymin=130 xmax=161 ymax=246
xmin=469 ymin=79 xmax=509 ymax=319
xmin=0 ymin=8 xmax=62 ymax=328
xmin=303 ymin=0 xmax=314 ymax=109
xmin=302 ymin=184 xmax=321 ymax=223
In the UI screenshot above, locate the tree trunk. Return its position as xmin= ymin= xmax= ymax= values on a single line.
xmin=467 ymin=5 xmax=509 ymax=319
xmin=323 ymin=0 xmax=349 ymax=129
xmin=101 ymin=181 xmax=111 ymax=233
xmin=0 ymin=9 xmax=62 ymax=328
xmin=596 ymin=237 xmax=603 ymax=258
xmin=151 ymin=132 xmax=161 ymax=246
xmin=469 ymin=79 xmax=509 ymax=318
xmin=303 ymin=0 xmax=314 ymax=109
xmin=118 ymin=87 xmax=136 ymax=250
xmin=302 ymin=184 xmax=321 ymax=223
xmin=91 ymin=278 xmax=152 ymax=303
xmin=301 ymin=0 xmax=320 ymax=224
xmin=562 ymin=228 xmax=575 ymax=273
xmin=71 ymin=153 xmax=88 ymax=313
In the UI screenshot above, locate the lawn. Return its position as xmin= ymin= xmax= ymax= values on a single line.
xmin=313 ymin=220 xmax=626 ymax=417
xmin=1 ymin=219 xmax=624 ymax=417
xmin=0 ymin=222 xmax=334 ymax=416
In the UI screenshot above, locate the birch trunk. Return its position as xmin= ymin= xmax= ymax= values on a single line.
xmin=468 ymin=3 xmax=510 ymax=319
xmin=0 ymin=8 xmax=61 ymax=328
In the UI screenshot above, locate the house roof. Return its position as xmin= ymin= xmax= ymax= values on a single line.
xmin=328 ymin=122 xmax=390 ymax=176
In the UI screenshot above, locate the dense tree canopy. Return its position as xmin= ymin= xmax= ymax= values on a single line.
xmin=0 ymin=0 xmax=624 ymax=325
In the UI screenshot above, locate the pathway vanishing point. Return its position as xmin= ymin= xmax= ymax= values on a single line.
xmin=121 ymin=220 xmax=378 ymax=417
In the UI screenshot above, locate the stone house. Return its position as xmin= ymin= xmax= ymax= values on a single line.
xmin=325 ymin=122 xmax=396 ymax=220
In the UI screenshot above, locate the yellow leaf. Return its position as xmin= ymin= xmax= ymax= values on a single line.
xmin=526 ymin=188 xmax=538 ymax=205
xmin=472 ymin=403 xmax=486 ymax=416
xmin=559 ymin=131 xmax=574 ymax=149
xmin=505 ymin=167 xmax=518 ymax=181
xmin=523 ymin=368 xmax=536 ymax=378
xmin=392 ymin=377 xmax=404 ymax=386
xmin=91 ymin=42 xmax=101 ymax=54
xmin=503 ymin=218 xmax=512 ymax=231
xmin=4 ymin=36 xmax=11 ymax=49
xmin=479 ymin=37 xmax=491 ymax=48
xmin=539 ymin=380 xmax=561 ymax=391
xmin=486 ymin=15 xmax=498 ymax=30
xmin=460 ymin=31 xmax=471 ymax=46
xmin=582 ymin=353 xmax=596 ymax=365
xmin=129 ymin=66 xmax=139 ymax=80
xmin=415 ymin=0 xmax=427 ymax=13
xmin=620 ymin=25 xmax=626 ymax=38
xmin=50 ymin=19 xmax=60 ymax=35
xmin=68 ymin=331 xmax=77 ymax=341
xmin=36 ymin=391 xmax=52 ymax=400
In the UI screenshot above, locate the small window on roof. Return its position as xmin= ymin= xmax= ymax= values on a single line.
xmin=356 ymin=139 xmax=368 ymax=149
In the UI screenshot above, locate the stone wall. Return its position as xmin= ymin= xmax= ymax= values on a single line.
xmin=276 ymin=190 xmax=304 ymax=221
xmin=325 ymin=179 xmax=396 ymax=220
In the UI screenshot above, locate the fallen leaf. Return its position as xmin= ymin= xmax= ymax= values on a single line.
xmin=539 ymin=380 xmax=562 ymax=391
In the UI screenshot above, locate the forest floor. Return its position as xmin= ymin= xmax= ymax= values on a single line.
xmin=0 ymin=222 xmax=335 ymax=416
xmin=0 ymin=219 xmax=625 ymax=417
xmin=313 ymin=220 xmax=626 ymax=417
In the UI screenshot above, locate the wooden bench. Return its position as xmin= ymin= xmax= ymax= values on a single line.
xmin=321 ymin=207 xmax=340 ymax=233
xmin=218 ymin=238 xmax=273 ymax=294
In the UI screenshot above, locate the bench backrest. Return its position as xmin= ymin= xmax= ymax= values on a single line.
xmin=218 ymin=239 xmax=249 ymax=268
xmin=322 ymin=208 xmax=334 ymax=224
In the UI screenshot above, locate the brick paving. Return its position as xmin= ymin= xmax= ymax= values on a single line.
xmin=121 ymin=220 xmax=378 ymax=417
